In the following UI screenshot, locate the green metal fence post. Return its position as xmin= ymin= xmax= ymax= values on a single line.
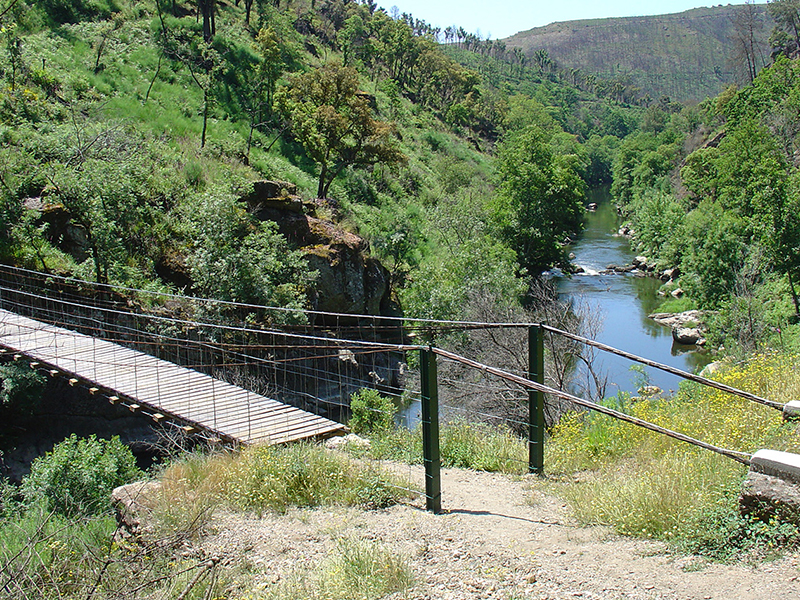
xmin=528 ymin=325 xmax=545 ymax=474
xmin=420 ymin=347 xmax=441 ymax=513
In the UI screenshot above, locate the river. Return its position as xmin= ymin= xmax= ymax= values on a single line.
xmin=553 ymin=187 xmax=710 ymax=398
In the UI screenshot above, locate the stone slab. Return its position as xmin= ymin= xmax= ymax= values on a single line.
xmin=750 ymin=449 xmax=800 ymax=484
xmin=740 ymin=471 xmax=800 ymax=525
xmin=782 ymin=400 xmax=800 ymax=422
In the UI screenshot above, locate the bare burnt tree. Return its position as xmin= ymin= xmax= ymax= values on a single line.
xmin=731 ymin=0 xmax=767 ymax=84
xmin=432 ymin=280 xmax=608 ymax=434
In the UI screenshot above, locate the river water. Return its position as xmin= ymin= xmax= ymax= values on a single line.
xmin=553 ymin=187 xmax=709 ymax=398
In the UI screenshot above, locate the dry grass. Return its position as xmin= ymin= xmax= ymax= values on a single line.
xmin=543 ymin=353 xmax=800 ymax=556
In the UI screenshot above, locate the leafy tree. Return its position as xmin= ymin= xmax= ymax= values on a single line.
xmin=610 ymin=132 xmax=661 ymax=205
xmin=0 ymin=362 xmax=45 ymax=417
xmin=45 ymin=128 xmax=178 ymax=285
xmin=768 ymin=0 xmax=800 ymax=57
xmin=492 ymin=125 xmax=585 ymax=275
xmin=680 ymin=202 xmax=748 ymax=306
xmin=275 ymin=62 xmax=405 ymax=198
xmin=360 ymin=198 xmax=424 ymax=287
xmin=245 ymin=26 xmax=284 ymax=160
xmin=681 ymin=146 xmax=720 ymax=203
xmin=628 ymin=191 xmax=686 ymax=267
xmin=339 ymin=13 xmax=369 ymax=67
xmin=714 ymin=118 xmax=788 ymax=224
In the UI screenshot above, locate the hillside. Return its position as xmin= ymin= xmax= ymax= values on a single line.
xmin=0 ymin=0 xmax=638 ymax=329
xmin=505 ymin=5 xmax=773 ymax=103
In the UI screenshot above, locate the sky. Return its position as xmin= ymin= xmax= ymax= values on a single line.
xmin=377 ymin=1 xmax=763 ymax=40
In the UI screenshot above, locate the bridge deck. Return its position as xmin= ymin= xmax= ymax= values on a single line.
xmin=0 ymin=309 xmax=346 ymax=445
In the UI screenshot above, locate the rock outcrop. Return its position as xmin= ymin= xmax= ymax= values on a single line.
xmin=112 ymin=480 xmax=162 ymax=535
xmin=740 ymin=471 xmax=800 ymax=526
xmin=239 ymin=180 xmax=397 ymax=318
xmin=649 ymin=310 xmax=708 ymax=346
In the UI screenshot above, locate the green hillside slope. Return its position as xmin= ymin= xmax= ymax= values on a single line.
xmin=505 ymin=5 xmax=772 ymax=103
xmin=1 ymin=0 xmax=638 ymax=325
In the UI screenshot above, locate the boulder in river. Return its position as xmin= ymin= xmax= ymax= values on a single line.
xmin=649 ymin=310 xmax=705 ymax=329
xmin=673 ymin=327 xmax=704 ymax=345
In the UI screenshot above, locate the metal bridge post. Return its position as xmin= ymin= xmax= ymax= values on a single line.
xmin=420 ymin=347 xmax=441 ymax=513
xmin=528 ymin=325 xmax=545 ymax=474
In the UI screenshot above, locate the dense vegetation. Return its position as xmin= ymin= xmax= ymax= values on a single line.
xmin=0 ymin=0 xmax=639 ymax=326
xmin=613 ymin=52 xmax=800 ymax=354
xmin=3 ymin=0 xmax=800 ymax=591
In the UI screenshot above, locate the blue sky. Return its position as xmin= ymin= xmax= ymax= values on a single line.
xmin=378 ymin=1 xmax=764 ymax=40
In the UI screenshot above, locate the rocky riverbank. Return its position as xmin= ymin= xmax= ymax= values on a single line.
xmin=649 ymin=309 xmax=709 ymax=346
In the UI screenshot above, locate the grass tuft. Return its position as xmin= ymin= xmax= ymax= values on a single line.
xmin=263 ymin=536 xmax=413 ymax=600
xmin=353 ymin=420 xmax=528 ymax=474
xmin=153 ymin=442 xmax=411 ymax=518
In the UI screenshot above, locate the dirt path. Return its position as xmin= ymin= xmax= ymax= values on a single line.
xmin=204 ymin=466 xmax=800 ymax=599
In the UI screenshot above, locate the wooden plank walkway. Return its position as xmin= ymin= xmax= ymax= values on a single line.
xmin=0 ymin=309 xmax=347 ymax=445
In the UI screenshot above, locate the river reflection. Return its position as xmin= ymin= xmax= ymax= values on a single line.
xmin=554 ymin=187 xmax=710 ymax=398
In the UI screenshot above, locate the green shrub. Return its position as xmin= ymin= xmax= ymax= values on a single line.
xmin=21 ymin=434 xmax=140 ymax=516
xmin=677 ymin=489 xmax=800 ymax=561
xmin=348 ymin=388 xmax=396 ymax=435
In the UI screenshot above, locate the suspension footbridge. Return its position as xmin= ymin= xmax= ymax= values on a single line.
xmin=0 ymin=308 xmax=347 ymax=445
xmin=1 ymin=264 xmax=798 ymax=514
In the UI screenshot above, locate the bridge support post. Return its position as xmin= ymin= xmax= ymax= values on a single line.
xmin=529 ymin=325 xmax=545 ymax=474
xmin=420 ymin=347 xmax=441 ymax=513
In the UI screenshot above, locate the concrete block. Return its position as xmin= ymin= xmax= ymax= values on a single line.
xmin=783 ymin=401 xmax=800 ymax=422
xmin=750 ymin=449 xmax=800 ymax=484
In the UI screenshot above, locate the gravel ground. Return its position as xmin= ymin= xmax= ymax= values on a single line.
xmin=201 ymin=465 xmax=800 ymax=599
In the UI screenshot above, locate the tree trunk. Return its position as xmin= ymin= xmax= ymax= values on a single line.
xmin=317 ymin=163 xmax=328 ymax=198
xmin=201 ymin=88 xmax=209 ymax=148
xmin=199 ymin=0 xmax=214 ymax=43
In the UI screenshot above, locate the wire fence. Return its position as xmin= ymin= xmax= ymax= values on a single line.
xmin=0 ymin=264 xmax=788 ymax=512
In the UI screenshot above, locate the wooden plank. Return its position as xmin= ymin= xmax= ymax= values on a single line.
xmin=222 ymin=410 xmax=330 ymax=438
xmin=246 ymin=421 xmax=345 ymax=444
xmin=214 ymin=404 xmax=302 ymax=431
xmin=135 ymin=377 xmax=208 ymax=402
